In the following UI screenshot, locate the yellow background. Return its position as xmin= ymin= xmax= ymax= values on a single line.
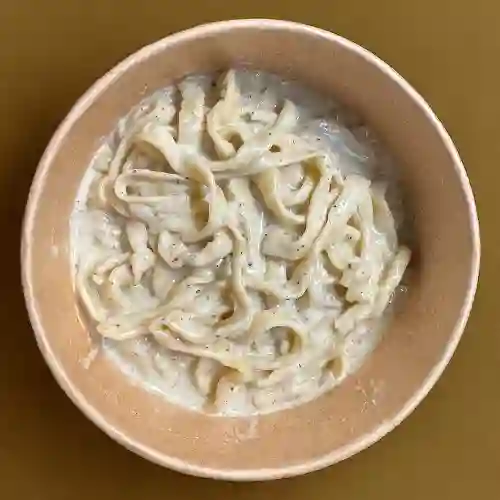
xmin=2 ymin=1 xmax=496 ymax=498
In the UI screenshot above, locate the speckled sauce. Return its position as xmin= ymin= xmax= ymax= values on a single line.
xmin=70 ymin=69 xmax=409 ymax=416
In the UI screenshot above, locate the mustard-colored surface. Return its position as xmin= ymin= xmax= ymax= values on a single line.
xmin=2 ymin=1 xmax=495 ymax=497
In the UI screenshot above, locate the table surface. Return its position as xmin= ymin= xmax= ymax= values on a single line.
xmin=2 ymin=1 xmax=497 ymax=498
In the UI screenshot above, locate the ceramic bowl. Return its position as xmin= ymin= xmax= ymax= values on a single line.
xmin=21 ymin=19 xmax=480 ymax=480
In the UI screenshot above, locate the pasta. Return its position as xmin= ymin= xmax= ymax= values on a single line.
xmin=71 ymin=70 xmax=411 ymax=415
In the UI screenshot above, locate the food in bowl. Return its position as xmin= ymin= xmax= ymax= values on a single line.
xmin=71 ymin=69 xmax=411 ymax=415
xmin=23 ymin=20 xmax=479 ymax=479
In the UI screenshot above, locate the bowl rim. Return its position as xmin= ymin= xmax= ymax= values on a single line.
xmin=21 ymin=19 xmax=480 ymax=481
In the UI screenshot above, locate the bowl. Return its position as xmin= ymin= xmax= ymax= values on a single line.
xmin=21 ymin=19 xmax=480 ymax=480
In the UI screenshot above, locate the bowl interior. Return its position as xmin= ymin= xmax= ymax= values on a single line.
xmin=23 ymin=21 xmax=479 ymax=479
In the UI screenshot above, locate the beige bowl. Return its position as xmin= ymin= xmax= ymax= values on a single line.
xmin=21 ymin=19 xmax=480 ymax=480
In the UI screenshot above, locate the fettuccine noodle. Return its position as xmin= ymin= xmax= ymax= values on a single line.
xmin=71 ymin=70 xmax=411 ymax=415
